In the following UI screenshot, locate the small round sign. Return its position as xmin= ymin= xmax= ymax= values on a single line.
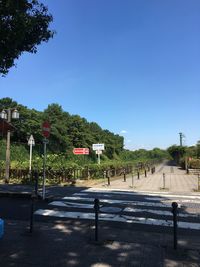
xmin=42 ymin=121 xmax=50 ymax=138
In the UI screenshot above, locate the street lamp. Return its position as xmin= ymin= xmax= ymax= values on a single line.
xmin=0 ymin=108 xmax=19 ymax=183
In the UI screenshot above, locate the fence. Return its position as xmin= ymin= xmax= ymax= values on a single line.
xmin=0 ymin=163 xmax=156 ymax=184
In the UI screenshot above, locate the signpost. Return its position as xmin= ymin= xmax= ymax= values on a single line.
xmin=28 ymin=135 xmax=35 ymax=173
xmin=42 ymin=121 xmax=50 ymax=200
xmin=73 ymin=148 xmax=89 ymax=155
xmin=92 ymin=144 xmax=105 ymax=151
xmin=92 ymin=144 xmax=104 ymax=165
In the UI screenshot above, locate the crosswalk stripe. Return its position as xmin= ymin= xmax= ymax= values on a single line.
xmin=49 ymin=201 xmax=197 ymax=218
xmin=34 ymin=209 xmax=200 ymax=230
xmin=62 ymin=196 xmax=178 ymax=208
xmin=74 ymin=193 xmax=200 ymax=205
xmin=50 ymin=201 xmax=98 ymax=209
xmin=124 ymin=207 xmax=198 ymax=218
xmin=83 ymin=188 xmax=200 ymax=200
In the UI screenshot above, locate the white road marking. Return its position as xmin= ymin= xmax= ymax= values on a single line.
xmin=62 ymin=196 xmax=178 ymax=208
xmin=74 ymin=193 xmax=88 ymax=196
xmin=144 ymin=197 xmax=200 ymax=204
xmin=50 ymin=200 xmax=197 ymax=217
xmin=83 ymin=188 xmax=200 ymax=200
xmin=124 ymin=207 xmax=198 ymax=218
xmin=34 ymin=209 xmax=200 ymax=230
xmin=49 ymin=201 xmax=96 ymax=209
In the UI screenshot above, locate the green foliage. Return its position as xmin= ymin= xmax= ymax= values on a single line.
xmin=0 ymin=0 xmax=54 ymax=75
xmin=188 ymin=159 xmax=200 ymax=169
xmin=0 ymin=98 xmax=124 ymax=160
xmin=167 ymin=145 xmax=186 ymax=164
xmin=120 ymin=148 xmax=168 ymax=162
xmin=0 ymin=98 xmax=169 ymax=183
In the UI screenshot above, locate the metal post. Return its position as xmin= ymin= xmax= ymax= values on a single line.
xmin=131 ymin=172 xmax=134 ymax=188
xmin=5 ymin=109 xmax=11 ymax=183
xmin=163 ymin=173 xmax=165 ymax=189
xmin=29 ymin=142 xmax=33 ymax=172
xmin=137 ymin=171 xmax=140 ymax=180
xmin=98 ymin=153 xmax=100 ymax=165
xmin=123 ymin=169 xmax=126 ymax=182
xmin=94 ymin=198 xmax=99 ymax=242
xmin=30 ymin=194 xmax=35 ymax=233
xmin=103 ymin=170 xmax=106 ymax=186
xmin=42 ymin=138 xmax=47 ymax=200
xmin=107 ymin=170 xmax=110 ymax=186
xmin=172 ymin=202 xmax=178 ymax=250
xmin=34 ymin=170 xmax=39 ymax=196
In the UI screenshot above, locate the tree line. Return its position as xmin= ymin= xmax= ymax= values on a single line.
xmin=0 ymin=97 xmax=168 ymax=167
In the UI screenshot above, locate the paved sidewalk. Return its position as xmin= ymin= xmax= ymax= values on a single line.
xmin=97 ymin=165 xmax=200 ymax=194
xmin=1 ymin=219 xmax=200 ymax=267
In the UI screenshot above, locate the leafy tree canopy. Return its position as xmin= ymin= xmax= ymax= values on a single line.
xmin=0 ymin=0 xmax=54 ymax=75
xmin=0 ymin=98 xmax=124 ymax=159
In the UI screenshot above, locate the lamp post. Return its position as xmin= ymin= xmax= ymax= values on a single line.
xmin=0 ymin=108 xmax=19 ymax=183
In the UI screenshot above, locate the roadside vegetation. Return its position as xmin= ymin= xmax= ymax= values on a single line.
xmin=167 ymin=143 xmax=200 ymax=169
xmin=0 ymin=98 xmax=168 ymax=184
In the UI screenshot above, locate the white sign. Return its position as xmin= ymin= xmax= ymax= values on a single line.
xmin=28 ymin=135 xmax=35 ymax=146
xmin=96 ymin=150 xmax=102 ymax=155
xmin=92 ymin=144 xmax=105 ymax=151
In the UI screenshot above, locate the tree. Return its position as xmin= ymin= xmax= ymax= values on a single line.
xmin=167 ymin=145 xmax=186 ymax=164
xmin=0 ymin=0 xmax=54 ymax=75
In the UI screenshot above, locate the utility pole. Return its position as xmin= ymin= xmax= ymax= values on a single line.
xmin=179 ymin=132 xmax=183 ymax=147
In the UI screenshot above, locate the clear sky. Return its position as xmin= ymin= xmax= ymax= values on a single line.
xmin=0 ymin=0 xmax=200 ymax=150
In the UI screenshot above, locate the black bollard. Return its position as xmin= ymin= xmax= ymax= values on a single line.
xmin=107 ymin=170 xmax=110 ymax=186
xmin=94 ymin=198 xmax=100 ymax=242
xmin=144 ymin=170 xmax=147 ymax=177
xmin=172 ymin=202 xmax=178 ymax=250
xmin=34 ymin=170 xmax=39 ymax=196
xmin=137 ymin=171 xmax=140 ymax=180
xmin=163 ymin=173 xmax=166 ymax=189
xmin=123 ymin=169 xmax=126 ymax=182
xmin=30 ymin=193 xmax=37 ymax=233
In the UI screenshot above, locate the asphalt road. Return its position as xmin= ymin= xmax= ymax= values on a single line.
xmin=1 ymin=186 xmax=200 ymax=235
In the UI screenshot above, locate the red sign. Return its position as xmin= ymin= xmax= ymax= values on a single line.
xmin=42 ymin=121 xmax=50 ymax=138
xmin=73 ymin=148 xmax=89 ymax=155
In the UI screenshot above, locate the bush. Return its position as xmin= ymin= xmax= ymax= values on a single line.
xmin=188 ymin=159 xmax=200 ymax=169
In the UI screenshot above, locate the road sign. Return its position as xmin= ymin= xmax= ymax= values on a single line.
xmin=92 ymin=144 xmax=105 ymax=151
xmin=42 ymin=121 xmax=50 ymax=138
xmin=96 ymin=150 xmax=102 ymax=155
xmin=73 ymin=148 xmax=89 ymax=155
xmin=28 ymin=135 xmax=35 ymax=146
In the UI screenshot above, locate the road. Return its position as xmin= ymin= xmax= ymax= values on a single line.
xmin=0 ymin=161 xmax=200 ymax=234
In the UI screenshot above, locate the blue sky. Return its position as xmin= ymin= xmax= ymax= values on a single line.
xmin=0 ymin=0 xmax=200 ymax=150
